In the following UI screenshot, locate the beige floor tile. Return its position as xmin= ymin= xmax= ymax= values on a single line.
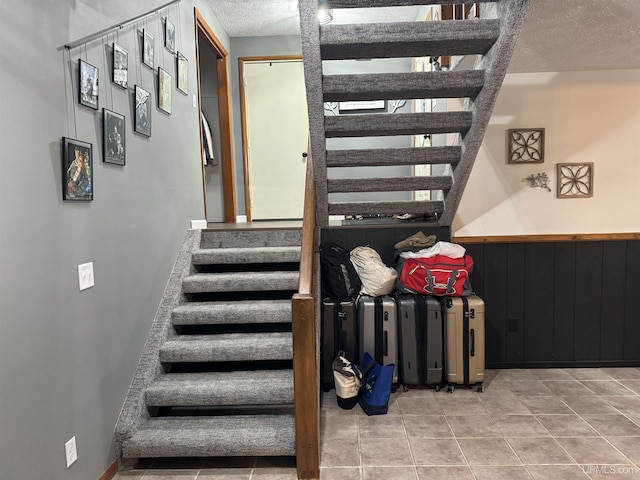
xmin=607 ymin=437 xmax=640 ymax=465
xmin=565 ymin=369 xmax=613 ymax=381
xmin=320 ymin=439 xmax=361 ymax=467
xmin=479 ymin=394 xmax=532 ymax=416
xmin=507 ymin=437 xmax=576 ymax=464
xmin=409 ymin=438 xmax=466 ymax=466
xmin=602 ymin=396 xmax=640 ymax=415
xmin=543 ymin=381 xmax=594 ymax=397
xmin=358 ymin=415 xmax=406 ymax=438
xmin=362 ymin=466 xmax=417 ymax=480
xmin=519 ymin=396 xmax=574 ymax=414
xmin=532 ymin=369 xmax=576 ymax=381
xmin=583 ymin=414 xmax=640 ymax=436
xmin=472 ymin=465 xmax=533 ymax=480
xmin=436 ymin=396 xmax=488 ymax=416
xmin=196 ymin=468 xmax=252 ymax=479
xmin=492 ymin=415 xmax=550 ymax=437
xmin=526 ymin=464 xmax=591 ymax=480
xmin=414 ymin=466 xmax=474 ymax=480
xmin=113 ymin=473 xmax=146 ymax=479
xmin=322 ymin=393 xmax=361 ymax=417
xmin=620 ymin=380 xmax=640 ymax=395
xmin=600 ymin=368 xmax=640 ymax=380
xmin=562 ymin=396 xmax=620 ymax=415
xmin=446 ymin=414 xmax=503 ymax=438
xmin=319 ymin=467 xmax=361 ymax=480
xmin=143 ymin=471 xmax=199 ymax=480
xmin=582 ymin=381 xmax=636 ymax=396
xmin=403 ymin=415 xmax=454 ymax=438
xmin=360 ymin=437 xmax=413 ymax=466
xmin=321 ymin=416 xmax=359 ymax=440
xmin=535 ymin=415 xmax=599 ymax=437
xmin=250 ymin=468 xmax=297 ymax=480
xmin=395 ymin=388 xmax=436 ymax=399
xmin=457 ymin=438 xmax=521 ymax=465
xmin=496 ymin=369 xmax=536 ymax=381
xmin=397 ymin=396 xmax=443 ymax=416
xmin=557 ymin=437 xmax=632 ymax=465
xmin=583 ymin=464 xmax=640 ymax=479
xmin=503 ymin=380 xmax=555 ymax=396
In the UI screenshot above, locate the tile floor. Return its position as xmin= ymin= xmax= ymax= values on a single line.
xmin=114 ymin=367 xmax=640 ymax=479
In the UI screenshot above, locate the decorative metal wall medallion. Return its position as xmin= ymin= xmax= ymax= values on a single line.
xmin=526 ymin=172 xmax=551 ymax=192
xmin=508 ymin=128 xmax=545 ymax=164
xmin=557 ymin=163 xmax=594 ymax=198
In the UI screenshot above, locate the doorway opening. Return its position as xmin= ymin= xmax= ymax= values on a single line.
xmin=195 ymin=8 xmax=236 ymax=223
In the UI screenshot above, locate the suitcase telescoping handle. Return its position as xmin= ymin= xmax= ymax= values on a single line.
xmin=383 ymin=331 xmax=388 ymax=357
xmin=470 ymin=329 xmax=475 ymax=357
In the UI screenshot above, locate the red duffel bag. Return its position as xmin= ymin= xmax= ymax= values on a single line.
xmin=397 ymin=254 xmax=474 ymax=296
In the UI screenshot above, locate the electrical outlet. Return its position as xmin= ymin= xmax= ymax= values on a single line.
xmin=65 ymin=436 xmax=77 ymax=468
xmin=78 ymin=262 xmax=94 ymax=291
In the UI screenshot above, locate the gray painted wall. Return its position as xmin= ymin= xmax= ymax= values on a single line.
xmin=0 ymin=1 xmax=227 ymax=479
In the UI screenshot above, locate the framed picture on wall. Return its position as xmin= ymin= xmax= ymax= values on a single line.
xmin=62 ymin=137 xmax=93 ymax=201
xmin=176 ymin=52 xmax=188 ymax=95
xmin=112 ymin=43 xmax=128 ymax=89
xmin=134 ymin=85 xmax=151 ymax=137
xmin=103 ymin=109 xmax=126 ymax=165
xmin=142 ymin=29 xmax=154 ymax=69
xmin=78 ymin=59 xmax=99 ymax=110
xmin=164 ymin=18 xmax=176 ymax=53
xmin=158 ymin=67 xmax=172 ymax=114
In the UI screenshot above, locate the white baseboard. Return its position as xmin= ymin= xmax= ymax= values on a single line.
xmin=236 ymin=215 xmax=248 ymax=223
xmin=190 ymin=219 xmax=208 ymax=229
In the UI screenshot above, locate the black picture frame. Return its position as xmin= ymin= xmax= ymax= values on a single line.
xmin=78 ymin=59 xmax=99 ymax=110
xmin=176 ymin=52 xmax=188 ymax=95
xmin=134 ymin=85 xmax=151 ymax=137
xmin=103 ymin=109 xmax=126 ymax=165
xmin=62 ymin=137 xmax=93 ymax=201
xmin=142 ymin=29 xmax=154 ymax=69
xmin=164 ymin=18 xmax=175 ymax=53
xmin=158 ymin=67 xmax=172 ymax=114
xmin=112 ymin=43 xmax=128 ymax=89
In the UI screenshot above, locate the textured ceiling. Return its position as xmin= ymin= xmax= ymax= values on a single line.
xmin=206 ymin=0 xmax=640 ymax=72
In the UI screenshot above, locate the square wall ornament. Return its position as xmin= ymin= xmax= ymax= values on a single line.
xmin=557 ymin=162 xmax=594 ymax=198
xmin=508 ymin=128 xmax=545 ymax=164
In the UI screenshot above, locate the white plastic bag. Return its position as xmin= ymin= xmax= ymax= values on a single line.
xmin=350 ymin=246 xmax=398 ymax=297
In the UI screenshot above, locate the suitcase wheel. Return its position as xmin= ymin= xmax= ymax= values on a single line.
xmin=476 ymin=383 xmax=485 ymax=393
xmin=446 ymin=384 xmax=455 ymax=393
xmin=402 ymin=385 xmax=409 ymax=393
xmin=391 ymin=384 xmax=398 ymax=394
xmin=434 ymin=385 xmax=441 ymax=393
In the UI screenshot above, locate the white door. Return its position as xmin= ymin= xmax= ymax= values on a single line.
xmin=243 ymin=60 xmax=309 ymax=220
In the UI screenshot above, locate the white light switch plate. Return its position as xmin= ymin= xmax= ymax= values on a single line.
xmin=78 ymin=262 xmax=94 ymax=291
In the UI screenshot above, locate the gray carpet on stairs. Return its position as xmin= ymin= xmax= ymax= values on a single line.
xmin=192 ymin=246 xmax=301 ymax=265
xmin=171 ymin=299 xmax=292 ymax=325
xmin=182 ymin=271 xmax=299 ymax=293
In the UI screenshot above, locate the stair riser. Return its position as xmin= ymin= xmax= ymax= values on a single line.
xmin=200 ymin=229 xmax=302 ymax=249
xmin=182 ymin=275 xmax=299 ymax=294
xmin=192 ymin=249 xmax=300 ymax=265
xmin=327 ymin=176 xmax=452 ymax=193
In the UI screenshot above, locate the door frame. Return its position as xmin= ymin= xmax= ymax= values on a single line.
xmin=239 ymin=55 xmax=303 ymax=222
xmin=195 ymin=8 xmax=236 ymax=223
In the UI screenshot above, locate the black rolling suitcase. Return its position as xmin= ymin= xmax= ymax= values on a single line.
xmin=321 ymin=298 xmax=358 ymax=391
xmin=357 ymin=295 xmax=398 ymax=384
xmin=397 ymin=295 xmax=443 ymax=390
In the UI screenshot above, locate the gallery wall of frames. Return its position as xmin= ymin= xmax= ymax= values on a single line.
xmin=62 ymin=9 xmax=189 ymax=202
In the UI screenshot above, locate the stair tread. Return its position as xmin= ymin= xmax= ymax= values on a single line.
xmin=326 ymin=146 xmax=461 ymax=167
xmin=160 ymin=332 xmax=293 ymax=362
xmin=328 ymin=200 xmax=444 ymax=216
xmin=145 ymin=370 xmax=294 ymax=406
xmin=323 ymin=70 xmax=485 ymax=102
xmin=200 ymin=229 xmax=301 ymax=249
xmin=325 ymin=111 xmax=472 ymax=138
xmin=182 ymin=271 xmax=299 ymax=293
xmin=327 ymin=176 xmax=452 ymax=193
xmin=192 ymin=246 xmax=301 ymax=265
xmin=327 ymin=0 xmax=497 ymax=7
xmin=321 ymin=19 xmax=500 ymax=60
xmin=122 ymin=415 xmax=296 ymax=458
xmin=172 ymin=300 xmax=291 ymax=325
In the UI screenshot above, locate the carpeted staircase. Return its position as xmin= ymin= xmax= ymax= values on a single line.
xmin=299 ymin=0 xmax=530 ymax=227
xmin=114 ymin=228 xmax=301 ymax=467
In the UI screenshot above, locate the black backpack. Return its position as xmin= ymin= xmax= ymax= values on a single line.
xmin=319 ymin=242 xmax=362 ymax=299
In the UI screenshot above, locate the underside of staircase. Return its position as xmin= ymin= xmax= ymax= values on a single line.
xmin=299 ymin=0 xmax=530 ymax=227
xmin=115 ymin=228 xmax=301 ymax=467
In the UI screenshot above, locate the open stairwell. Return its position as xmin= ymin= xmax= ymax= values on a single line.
xmin=115 ymin=228 xmax=302 ymax=467
xmin=299 ymin=0 xmax=530 ymax=227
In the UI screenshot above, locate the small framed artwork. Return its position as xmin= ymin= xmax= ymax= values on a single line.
xmin=508 ymin=128 xmax=545 ymax=164
xmin=557 ymin=162 xmax=594 ymax=198
xmin=79 ymin=59 xmax=99 ymax=110
xmin=62 ymin=137 xmax=93 ymax=201
xmin=103 ymin=109 xmax=126 ymax=165
xmin=176 ymin=52 xmax=188 ymax=95
xmin=164 ymin=18 xmax=176 ymax=53
xmin=134 ymin=85 xmax=151 ymax=137
xmin=143 ymin=29 xmax=154 ymax=69
xmin=112 ymin=43 xmax=128 ymax=89
xmin=158 ymin=67 xmax=172 ymax=114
